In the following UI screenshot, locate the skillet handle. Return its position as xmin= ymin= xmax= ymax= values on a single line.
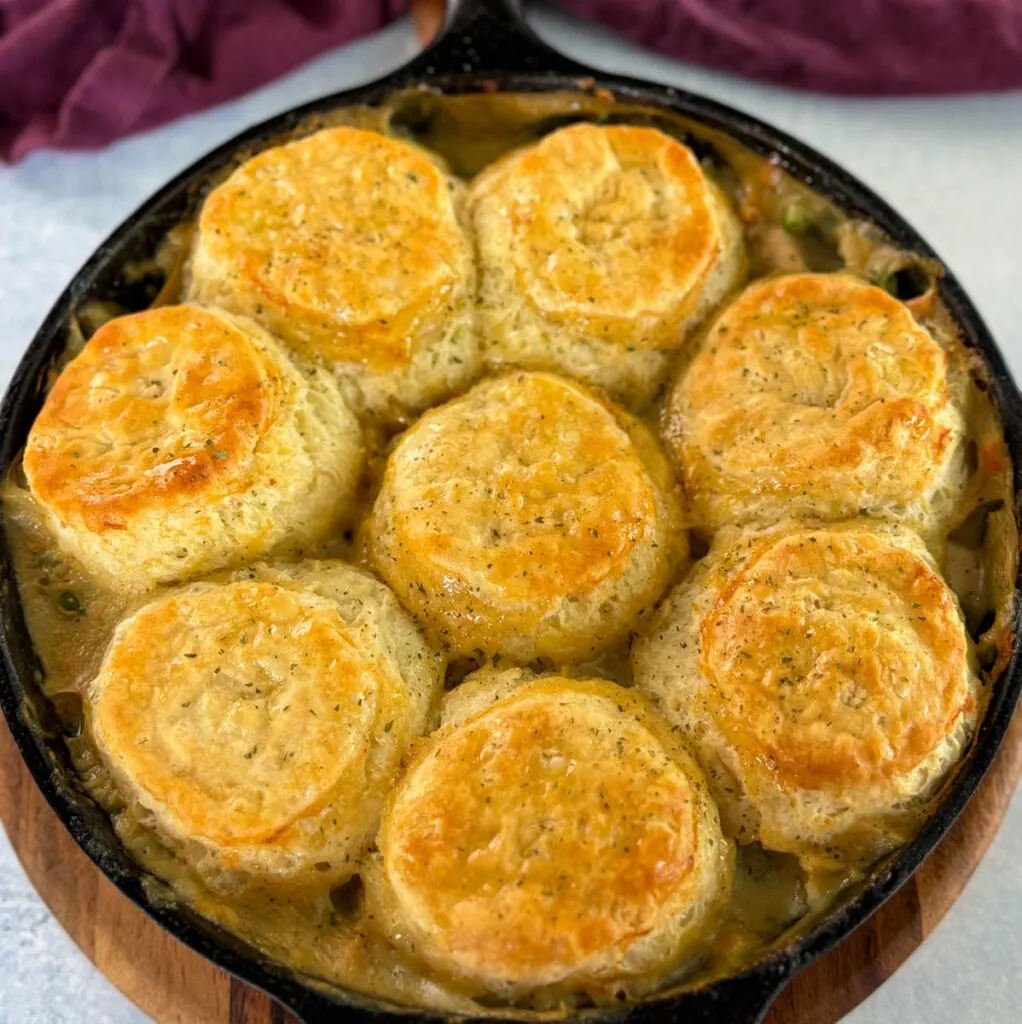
xmin=405 ymin=0 xmax=588 ymax=76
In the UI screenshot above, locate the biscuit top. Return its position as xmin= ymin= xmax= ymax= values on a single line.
xmin=698 ymin=527 xmax=974 ymax=792
xmin=93 ymin=580 xmax=398 ymax=847
xmin=25 ymin=305 xmax=281 ymax=533
xmin=372 ymin=371 xmax=682 ymax=658
xmin=471 ymin=123 xmax=726 ymax=349
xmin=195 ymin=126 xmax=468 ymax=370
xmin=667 ymin=273 xmax=963 ymax=527
xmin=380 ymin=679 xmax=704 ymax=985
xmin=390 ymin=372 xmax=654 ymax=600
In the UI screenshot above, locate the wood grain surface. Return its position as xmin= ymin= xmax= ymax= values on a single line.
xmin=2 ymin=703 xmax=1019 ymax=1024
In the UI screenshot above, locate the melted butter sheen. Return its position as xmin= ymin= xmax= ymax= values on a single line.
xmin=666 ymin=273 xmax=965 ymax=531
xmin=475 ymin=123 xmax=721 ymax=347
xmin=371 ymin=371 xmax=685 ymax=663
xmin=376 ymin=679 xmax=722 ymax=998
xmin=93 ymin=582 xmax=381 ymax=845
xmin=701 ymin=530 xmax=973 ymax=791
xmin=192 ymin=127 xmax=468 ymax=372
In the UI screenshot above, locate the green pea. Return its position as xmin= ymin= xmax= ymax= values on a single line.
xmin=58 ymin=590 xmax=82 ymax=613
xmin=868 ymin=268 xmax=897 ymax=296
xmin=780 ymin=201 xmax=813 ymax=235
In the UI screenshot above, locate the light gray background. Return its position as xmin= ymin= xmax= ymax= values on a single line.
xmin=0 ymin=6 xmax=1019 ymax=1022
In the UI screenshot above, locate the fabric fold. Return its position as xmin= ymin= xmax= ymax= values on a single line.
xmin=0 ymin=0 xmax=408 ymax=161
xmin=2 ymin=0 xmax=1021 ymax=163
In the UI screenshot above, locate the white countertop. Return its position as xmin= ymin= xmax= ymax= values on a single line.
xmin=0 ymin=6 xmax=1019 ymax=1022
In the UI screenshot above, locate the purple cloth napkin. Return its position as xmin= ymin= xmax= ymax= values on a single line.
xmin=2 ymin=0 xmax=1022 ymax=163
xmin=563 ymin=0 xmax=1022 ymax=96
xmin=0 ymin=0 xmax=408 ymax=161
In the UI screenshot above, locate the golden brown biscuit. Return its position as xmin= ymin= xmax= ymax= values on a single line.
xmin=189 ymin=126 xmax=478 ymax=422
xmin=469 ymin=123 xmax=745 ymax=406
xmin=632 ymin=523 xmax=979 ymax=870
xmin=370 ymin=371 xmax=686 ymax=662
xmin=665 ymin=273 xmax=966 ymax=533
xmin=89 ymin=561 xmax=442 ymax=890
xmin=24 ymin=305 xmax=362 ymax=590
xmin=365 ymin=673 xmax=732 ymax=1003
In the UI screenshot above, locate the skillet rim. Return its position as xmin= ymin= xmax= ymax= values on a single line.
xmin=1 ymin=7 xmax=1021 ymax=1023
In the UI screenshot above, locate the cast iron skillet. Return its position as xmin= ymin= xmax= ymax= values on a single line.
xmin=1 ymin=1 xmax=1021 ymax=1021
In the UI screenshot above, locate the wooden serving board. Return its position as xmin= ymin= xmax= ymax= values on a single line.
xmin=2 ymin=704 xmax=1020 ymax=1024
